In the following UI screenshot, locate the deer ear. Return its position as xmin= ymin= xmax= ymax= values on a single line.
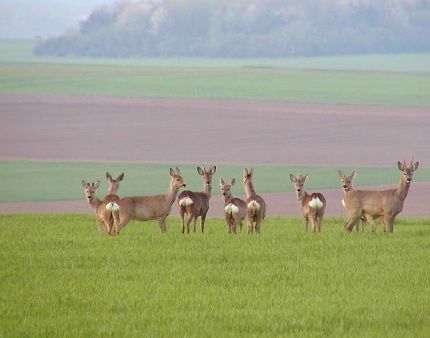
xmin=220 ymin=178 xmax=225 ymax=186
xmin=93 ymin=181 xmax=100 ymax=189
xmin=412 ymin=161 xmax=419 ymax=172
xmin=243 ymin=168 xmax=248 ymax=176
xmin=210 ymin=165 xmax=216 ymax=175
xmin=175 ymin=167 xmax=181 ymax=175
xmin=338 ymin=170 xmax=345 ymax=179
xmin=170 ymin=168 xmax=175 ymax=177
xmin=289 ymin=174 xmax=297 ymax=183
xmin=106 ymin=172 xmax=112 ymax=181
xmin=117 ymin=172 xmax=124 ymax=181
xmin=250 ymin=168 xmax=253 ymax=176
xmin=350 ymin=170 xmax=356 ymax=179
xmin=398 ymin=161 xmax=405 ymax=171
xmin=197 ymin=166 xmax=204 ymax=176
xmin=82 ymin=180 xmax=88 ymax=188
xmin=302 ymin=174 xmax=309 ymax=182
xmin=231 ymin=178 xmax=236 ymax=186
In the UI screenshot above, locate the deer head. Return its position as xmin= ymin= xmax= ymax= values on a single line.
xmin=197 ymin=164 xmax=217 ymax=188
xmin=170 ymin=167 xmax=186 ymax=189
xmin=243 ymin=168 xmax=253 ymax=185
xmin=338 ymin=169 xmax=356 ymax=192
xmin=289 ymin=173 xmax=308 ymax=200
xmin=81 ymin=180 xmax=100 ymax=202
xmin=220 ymin=178 xmax=235 ymax=200
xmin=106 ymin=172 xmax=124 ymax=195
xmin=398 ymin=160 xmax=419 ymax=185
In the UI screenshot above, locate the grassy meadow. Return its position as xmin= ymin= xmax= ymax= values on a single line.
xmin=0 ymin=214 xmax=429 ymax=337
xmin=1 ymin=161 xmax=430 ymax=203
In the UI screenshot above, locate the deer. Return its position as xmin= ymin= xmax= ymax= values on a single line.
xmin=177 ymin=164 xmax=216 ymax=234
xmin=81 ymin=172 xmax=124 ymax=235
xmin=220 ymin=178 xmax=248 ymax=234
xmin=289 ymin=173 xmax=326 ymax=232
xmin=243 ymin=168 xmax=266 ymax=234
xmin=112 ymin=167 xmax=186 ymax=235
xmin=342 ymin=160 xmax=419 ymax=234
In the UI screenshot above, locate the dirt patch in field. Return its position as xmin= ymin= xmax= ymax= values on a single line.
xmin=0 ymin=93 xmax=428 ymax=217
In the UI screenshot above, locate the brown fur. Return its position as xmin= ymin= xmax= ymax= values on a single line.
xmin=289 ymin=173 xmax=326 ymax=232
xmin=113 ymin=168 xmax=185 ymax=235
xmin=243 ymin=168 xmax=266 ymax=234
xmin=177 ymin=164 xmax=216 ymax=234
xmin=220 ymin=178 xmax=247 ymax=234
xmin=341 ymin=160 xmax=419 ymax=234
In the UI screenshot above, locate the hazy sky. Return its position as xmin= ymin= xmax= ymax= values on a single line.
xmin=0 ymin=0 xmax=116 ymax=38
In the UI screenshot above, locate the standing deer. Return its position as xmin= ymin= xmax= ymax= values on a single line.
xmin=289 ymin=174 xmax=326 ymax=232
xmin=112 ymin=167 xmax=186 ymax=235
xmin=220 ymin=178 xmax=248 ymax=234
xmin=342 ymin=160 xmax=419 ymax=234
xmin=177 ymin=164 xmax=216 ymax=234
xmin=243 ymin=168 xmax=266 ymax=234
xmin=338 ymin=169 xmax=366 ymax=232
xmin=81 ymin=171 xmax=124 ymax=235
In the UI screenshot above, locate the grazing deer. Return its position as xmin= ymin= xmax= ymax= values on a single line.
xmin=112 ymin=167 xmax=186 ymax=235
xmin=243 ymin=168 xmax=266 ymax=234
xmin=220 ymin=178 xmax=248 ymax=234
xmin=81 ymin=171 xmax=124 ymax=235
xmin=342 ymin=160 xmax=419 ymax=234
xmin=289 ymin=174 xmax=326 ymax=232
xmin=177 ymin=164 xmax=216 ymax=234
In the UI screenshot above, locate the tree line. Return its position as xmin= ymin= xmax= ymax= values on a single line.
xmin=34 ymin=0 xmax=430 ymax=58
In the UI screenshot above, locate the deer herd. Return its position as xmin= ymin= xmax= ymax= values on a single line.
xmin=81 ymin=160 xmax=419 ymax=236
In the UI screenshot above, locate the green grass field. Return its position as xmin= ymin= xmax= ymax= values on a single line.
xmin=1 ymin=62 xmax=429 ymax=106
xmin=0 ymin=214 xmax=429 ymax=337
xmin=1 ymin=161 xmax=429 ymax=203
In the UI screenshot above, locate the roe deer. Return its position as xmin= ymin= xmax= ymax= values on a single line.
xmin=338 ymin=169 xmax=366 ymax=232
xmin=177 ymin=164 xmax=216 ymax=234
xmin=113 ymin=167 xmax=186 ymax=235
xmin=81 ymin=171 xmax=123 ymax=235
xmin=289 ymin=174 xmax=326 ymax=232
xmin=220 ymin=178 xmax=247 ymax=234
xmin=243 ymin=168 xmax=266 ymax=234
xmin=342 ymin=160 xmax=419 ymax=234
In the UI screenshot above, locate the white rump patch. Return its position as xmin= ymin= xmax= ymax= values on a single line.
xmin=225 ymin=203 xmax=239 ymax=215
xmin=247 ymin=200 xmax=260 ymax=211
xmin=309 ymin=197 xmax=324 ymax=210
xmin=342 ymin=199 xmax=346 ymax=208
xmin=179 ymin=197 xmax=193 ymax=206
xmin=106 ymin=202 xmax=119 ymax=212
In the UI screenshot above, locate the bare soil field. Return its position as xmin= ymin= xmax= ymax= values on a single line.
xmin=0 ymin=93 xmax=428 ymax=217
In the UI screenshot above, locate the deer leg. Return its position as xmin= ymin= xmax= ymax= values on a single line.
xmin=192 ymin=215 xmax=198 ymax=233
xmin=364 ymin=215 xmax=376 ymax=233
xmin=158 ymin=215 xmax=167 ymax=233
xmin=179 ymin=207 xmax=186 ymax=234
xmin=185 ymin=212 xmax=193 ymax=234
xmin=384 ymin=215 xmax=395 ymax=234
xmin=114 ymin=216 xmax=132 ymax=236
xmin=303 ymin=216 xmax=309 ymax=232
xmin=344 ymin=214 xmax=361 ymax=233
xmin=201 ymin=213 xmax=207 ymax=234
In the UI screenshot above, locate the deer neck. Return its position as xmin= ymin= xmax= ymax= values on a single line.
xmin=166 ymin=181 xmax=180 ymax=206
xmin=298 ymin=191 xmax=308 ymax=205
xmin=244 ymin=180 xmax=256 ymax=198
xmin=223 ymin=194 xmax=234 ymax=205
xmin=203 ymin=183 xmax=212 ymax=198
xmin=88 ymin=196 xmax=101 ymax=209
xmin=107 ymin=186 xmax=117 ymax=195
xmin=397 ymin=177 xmax=411 ymax=201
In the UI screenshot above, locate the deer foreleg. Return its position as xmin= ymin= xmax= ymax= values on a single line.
xmin=158 ymin=215 xmax=167 ymax=233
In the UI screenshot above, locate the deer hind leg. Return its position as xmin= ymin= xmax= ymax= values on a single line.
xmin=192 ymin=215 xmax=198 ymax=233
xmin=114 ymin=215 xmax=132 ymax=236
xmin=179 ymin=207 xmax=186 ymax=234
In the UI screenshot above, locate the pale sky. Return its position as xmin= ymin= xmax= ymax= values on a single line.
xmin=0 ymin=0 xmax=117 ymax=38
